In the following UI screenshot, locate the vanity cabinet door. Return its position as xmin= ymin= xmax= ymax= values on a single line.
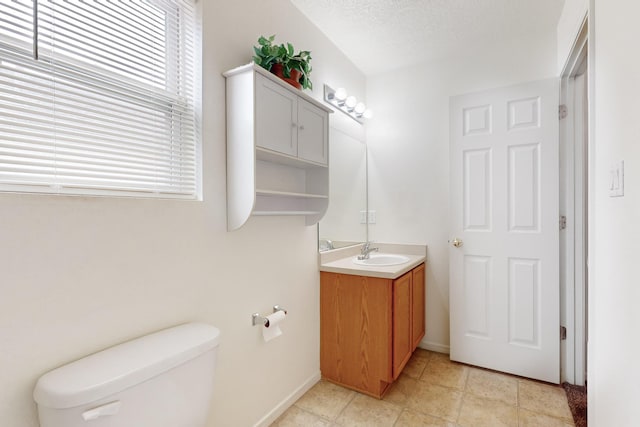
xmin=254 ymin=74 xmax=297 ymax=157
xmin=392 ymin=271 xmax=413 ymax=380
xmin=297 ymin=98 xmax=328 ymax=165
xmin=412 ymin=263 xmax=426 ymax=348
xmin=320 ymin=272 xmax=393 ymax=397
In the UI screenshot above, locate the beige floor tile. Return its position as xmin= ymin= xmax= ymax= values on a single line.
xmin=429 ymin=351 xmax=451 ymax=362
xmin=465 ymin=368 xmax=518 ymax=405
xmin=406 ymin=381 xmax=463 ymax=422
xmin=335 ymin=394 xmax=402 ymax=427
xmin=457 ymin=394 xmax=517 ymax=427
xmin=294 ymin=380 xmax=356 ymax=420
xmin=518 ymin=380 xmax=573 ymax=422
xmin=420 ymin=357 xmax=469 ymax=390
xmin=383 ymin=374 xmax=419 ymax=406
xmin=271 ymin=406 xmax=332 ymax=427
xmin=394 ymin=409 xmax=453 ymax=427
xmin=404 ymin=354 xmax=429 ymax=379
xmin=412 ymin=348 xmax=433 ymax=360
xmin=285 ymin=359 xmax=576 ymax=427
xmin=518 ymin=408 xmax=574 ymax=427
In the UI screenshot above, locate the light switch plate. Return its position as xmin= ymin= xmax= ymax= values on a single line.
xmin=609 ymin=160 xmax=624 ymax=197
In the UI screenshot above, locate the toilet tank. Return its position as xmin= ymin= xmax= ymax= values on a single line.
xmin=33 ymin=323 xmax=221 ymax=427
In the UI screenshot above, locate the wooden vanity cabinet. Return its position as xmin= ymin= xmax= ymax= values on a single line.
xmin=392 ymin=271 xmax=413 ymax=380
xmin=412 ymin=263 xmax=426 ymax=349
xmin=320 ymin=263 xmax=426 ymax=398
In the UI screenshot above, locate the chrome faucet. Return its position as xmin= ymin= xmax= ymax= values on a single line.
xmin=357 ymin=242 xmax=379 ymax=260
xmin=319 ymin=238 xmax=334 ymax=251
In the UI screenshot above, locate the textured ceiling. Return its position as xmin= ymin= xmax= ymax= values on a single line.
xmin=290 ymin=0 xmax=565 ymax=75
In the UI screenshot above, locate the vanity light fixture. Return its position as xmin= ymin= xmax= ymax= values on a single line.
xmin=324 ymin=84 xmax=372 ymax=123
xmin=345 ymin=96 xmax=357 ymax=110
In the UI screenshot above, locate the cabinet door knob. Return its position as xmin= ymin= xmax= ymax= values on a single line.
xmin=291 ymin=123 xmax=297 ymax=128
xmin=299 ymin=125 xmax=305 ymax=130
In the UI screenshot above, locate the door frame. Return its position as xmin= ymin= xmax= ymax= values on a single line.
xmin=559 ymin=16 xmax=588 ymax=386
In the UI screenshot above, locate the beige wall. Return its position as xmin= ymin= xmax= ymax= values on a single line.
xmin=557 ymin=0 xmax=588 ymax=73
xmin=0 ymin=1 xmax=365 ymax=426
xmin=365 ymin=32 xmax=558 ymax=352
xmin=590 ymin=1 xmax=640 ymax=424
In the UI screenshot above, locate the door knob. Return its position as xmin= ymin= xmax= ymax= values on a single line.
xmin=452 ymin=238 xmax=463 ymax=248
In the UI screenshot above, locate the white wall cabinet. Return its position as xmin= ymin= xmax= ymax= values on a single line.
xmin=224 ymin=64 xmax=332 ymax=231
xmin=254 ymin=72 xmax=329 ymax=164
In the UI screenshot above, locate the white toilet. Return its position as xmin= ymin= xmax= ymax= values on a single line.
xmin=33 ymin=323 xmax=221 ymax=427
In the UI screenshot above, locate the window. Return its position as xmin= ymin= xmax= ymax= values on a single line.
xmin=0 ymin=0 xmax=199 ymax=198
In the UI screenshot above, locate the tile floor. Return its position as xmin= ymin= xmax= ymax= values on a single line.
xmin=271 ymin=349 xmax=574 ymax=427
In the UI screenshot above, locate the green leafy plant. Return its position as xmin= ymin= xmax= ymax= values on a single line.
xmin=253 ymin=35 xmax=313 ymax=90
xmin=253 ymin=35 xmax=287 ymax=71
xmin=288 ymin=50 xmax=313 ymax=90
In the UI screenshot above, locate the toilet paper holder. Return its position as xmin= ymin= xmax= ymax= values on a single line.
xmin=252 ymin=305 xmax=287 ymax=327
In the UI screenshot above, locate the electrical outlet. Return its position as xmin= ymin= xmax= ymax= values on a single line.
xmin=368 ymin=210 xmax=376 ymax=224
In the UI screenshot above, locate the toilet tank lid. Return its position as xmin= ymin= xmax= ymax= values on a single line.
xmin=33 ymin=322 xmax=221 ymax=409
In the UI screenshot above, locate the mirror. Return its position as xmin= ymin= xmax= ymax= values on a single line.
xmin=318 ymin=128 xmax=367 ymax=251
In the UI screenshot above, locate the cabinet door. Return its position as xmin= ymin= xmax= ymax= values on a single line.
xmin=297 ymin=98 xmax=328 ymax=164
xmin=320 ymin=272 xmax=393 ymax=395
xmin=255 ymin=74 xmax=297 ymax=156
xmin=392 ymin=271 xmax=413 ymax=380
xmin=412 ymin=263 xmax=426 ymax=349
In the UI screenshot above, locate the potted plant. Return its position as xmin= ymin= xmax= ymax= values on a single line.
xmin=288 ymin=50 xmax=313 ymax=90
xmin=253 ymin=35 xmax=313 ymax=90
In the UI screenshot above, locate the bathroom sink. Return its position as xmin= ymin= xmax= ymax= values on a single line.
xmin=353 ymin=254 xmax=410 ymax=267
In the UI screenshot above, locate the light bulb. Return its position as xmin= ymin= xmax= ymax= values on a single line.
xmin=354 ymin=102 xmax=366 ymax=114
xmin=363 ymin=109 xmax=373 ymax=119
xmin=345 ymin=96 xmax=357 ymax=109
xmin=334 ymin=88 xmax=347 ymax=101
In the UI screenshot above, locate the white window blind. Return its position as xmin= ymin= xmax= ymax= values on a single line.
xmin=0 ymin=0 xmax=199 ymax=198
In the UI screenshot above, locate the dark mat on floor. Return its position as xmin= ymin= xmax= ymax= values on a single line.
xmin=563 ymin=382 xmax=587 ymax=427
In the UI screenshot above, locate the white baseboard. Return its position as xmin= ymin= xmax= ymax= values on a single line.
xmin=418 ymin=339 xmax=450 ymax=355
xmin=253 ymin=371 xmax=321 ymax=427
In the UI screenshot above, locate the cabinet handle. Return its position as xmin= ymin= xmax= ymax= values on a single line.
xmin=299 ymin=125 xmax=305 ymax=130
xmin=291 ymin=123 xmax=297 ymax=128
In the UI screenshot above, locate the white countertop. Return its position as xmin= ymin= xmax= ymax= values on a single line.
xmin=319 ymin=243 xmax=427 ymax=279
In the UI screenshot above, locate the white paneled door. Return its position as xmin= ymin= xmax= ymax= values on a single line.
xmin=449 ymin=80 xmax=560 ymax=383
